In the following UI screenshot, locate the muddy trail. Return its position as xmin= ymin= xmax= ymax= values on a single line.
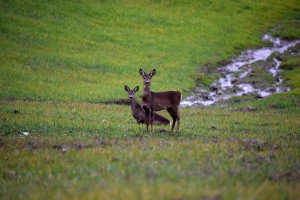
xmin=181 ymin=35 xmax=300 ymax=107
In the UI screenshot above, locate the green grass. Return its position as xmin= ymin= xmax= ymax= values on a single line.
xmin=1 ymin=100 xmax=299 ymax=139
xmin=1 ymin=97 xmax=300 ymax=199
xmin=1 ymin=0 xmax=300 ymax=199
xmin=1 ymin=0 xmax=300 ymax=102
xmin=1 ymin=100 xmax=300 ymax=199
xmin=1 ymin=137 xmax=299 ymax=199
xmin=1 ymin=99 xmax=300 ymax=139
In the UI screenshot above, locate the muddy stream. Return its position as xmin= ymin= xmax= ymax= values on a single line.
xmin=181 ymin=34 xmax=300 ymax=107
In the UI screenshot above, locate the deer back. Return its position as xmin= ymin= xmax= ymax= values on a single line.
xmin=151 ymin=91 xmax=182 ymax=111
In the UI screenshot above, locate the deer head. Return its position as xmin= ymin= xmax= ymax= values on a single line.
xmin=139 ymin=69 xmax=156 ymax=86
xmin=124 ymin=85 xmax=139 ymax=102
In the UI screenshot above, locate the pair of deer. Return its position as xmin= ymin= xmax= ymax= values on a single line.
xmin=125 ymin=69 xmax=181 ymax=133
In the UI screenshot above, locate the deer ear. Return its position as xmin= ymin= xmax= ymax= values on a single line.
xmin=139 ymin=69 xmax=146 ymax=76
xmin=150 ymin=69 xmax=156 ymax=77
xmin=134 ymin=86 xmax=139 ymax=92
xmin=124 ymin=85 xmax=130 ymax=92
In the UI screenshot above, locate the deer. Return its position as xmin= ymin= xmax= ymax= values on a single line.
xmin=139 ymin=69 xmax=181 ymax=133
xmin=124 ymin=85 xmax=170 ymax=126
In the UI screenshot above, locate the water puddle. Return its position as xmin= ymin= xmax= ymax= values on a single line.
xmin=181 ymin=35 xmax=300 ymax=107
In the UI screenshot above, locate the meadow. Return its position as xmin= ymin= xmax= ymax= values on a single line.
xmin=1 ymin=0 xmax=300 ymax=199
xmin=1 ymin=0 xmax=300 ymax=101
xmin=1 ymin=100 xmax=299 ymax=199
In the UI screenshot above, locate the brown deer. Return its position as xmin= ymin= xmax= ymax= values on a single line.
xmin=139 ymin=69 xmax=181 ymax=133
xmin=124 ymin=85 xmax=170 ymax=126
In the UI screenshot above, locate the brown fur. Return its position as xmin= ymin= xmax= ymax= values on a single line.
xmin=124 ymin=85 xmax=170 ymax=126
xmin=139 ymin=69 xmax=181 ymax=133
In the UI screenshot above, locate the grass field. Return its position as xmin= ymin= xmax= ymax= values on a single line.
xmin=1 ymin=100 xmax=299 ymax=199
xmin=1 ymin=0 xmax=300 ymax=102
xmin=1 ymin=0 xmax=300 ymax=199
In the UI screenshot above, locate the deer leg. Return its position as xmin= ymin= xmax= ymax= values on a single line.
xmin=145 ymin=115 xmax=149 ymax=132
xmin=167 ymin=108 xmax=177 ymax=132
xmin=142 ymin=103 xmax=150 ymax=113
xmin=175 ymin=109 xmax=180 ymax=133
xmin=146 ymin=111 xmax=151 ymax=132
xmin=142 ymin=103 xmax=151 ymax=132
xmin=149 ymin=109 xmax=154 ymax=133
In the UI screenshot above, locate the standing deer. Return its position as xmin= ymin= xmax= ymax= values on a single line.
xmin=124 ymin=85 xmax=170 ymax=126
xmin=139 ymin=69 xmax=181 ymax=133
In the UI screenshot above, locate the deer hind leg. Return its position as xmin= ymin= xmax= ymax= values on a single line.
xmin=175 ymin=108 xmax=180 ymax=133
xmin=167 ymin=108 xmax=177 ymax=132
xmin=167 ymin=107 xmax=180 ymax=133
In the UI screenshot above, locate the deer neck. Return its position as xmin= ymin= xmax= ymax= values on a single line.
xmin=143 ymin=85 xmax=151 ymax=96
xmin=130 ymin=98 xmax=139 ymax=114
xmin=142 ymin=85 xmax=153 ymax=108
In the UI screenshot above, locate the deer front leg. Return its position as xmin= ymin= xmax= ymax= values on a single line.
xmin=142 ymin=103 xmax=151 ymax=132
xmin=146 ymin=120 xmax=149 ymax=132
xmin=141 ymin=103 xmax=155 ymax=133
xmin=145 ymin=107 xmax=154 ymax=133
xmin=149 ymin=109 xmax=155 ymax=133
